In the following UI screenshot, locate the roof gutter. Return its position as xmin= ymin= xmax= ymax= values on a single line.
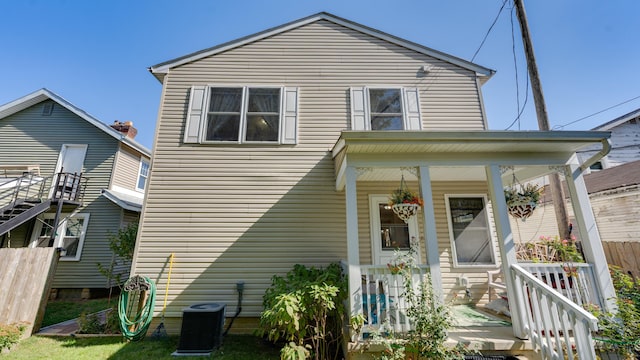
xmin=579 ymin=138 xmax=612 ymax=172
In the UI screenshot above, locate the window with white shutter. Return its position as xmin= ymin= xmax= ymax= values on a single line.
xmin=350 ymin=87 xmax=422 ymax=131
xmin=183 ymin=85 xmax=298 ymax=145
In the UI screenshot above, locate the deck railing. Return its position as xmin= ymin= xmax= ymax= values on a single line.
xmin=511 ymin=263 xmax=598 ymax=360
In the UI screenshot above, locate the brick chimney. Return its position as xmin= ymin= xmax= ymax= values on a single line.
xmin=110 ymin=120 xmax=138 ymax=139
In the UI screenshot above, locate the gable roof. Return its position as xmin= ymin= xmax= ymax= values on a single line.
xmin=0 ymin=88 xmax=151 ymax=156
xmin=149 ymin=12 xmax=495 ymax=83
xmin=592 ymin=107 xmax=640 ymax=131
xmin=584 ymin=159 xmax=640 ymax=194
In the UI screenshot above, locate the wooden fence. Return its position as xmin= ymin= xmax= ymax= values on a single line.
xmin=602 ymin=241 xmax=640 ymax=279
xmin=0 ymin=247 xmax=59 ymax=337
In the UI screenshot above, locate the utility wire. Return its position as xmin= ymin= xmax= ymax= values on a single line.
xmin=471 ymin=0 xmax=509 ymax=62
xmin=553 ymin=94 xmax=640 ymax=129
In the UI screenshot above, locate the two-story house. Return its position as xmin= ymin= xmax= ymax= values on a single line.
xmin=0 ymin=88 xmax=151 ymax=299
xmin=132 ymin=13 xmax=613 ymax=359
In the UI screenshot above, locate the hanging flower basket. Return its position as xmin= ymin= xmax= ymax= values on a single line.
xmin=391 ymin=203 xmax=420 ymax=223
xmin=504 ymin=182 xmax=543 ymax=222
xmin=389 ymin=176 xmax=423 ymax=223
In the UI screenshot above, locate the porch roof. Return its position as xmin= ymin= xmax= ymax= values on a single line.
xmin=331 ymin=130 xmax=611 ymax=190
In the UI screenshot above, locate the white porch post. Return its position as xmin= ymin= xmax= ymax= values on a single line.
xmin=345 ymin=166 xmax=363 ymax=319
xmin=486 ymin=165 xmax=526 ymax=338
xmin=418 ymin=166 xmax=443 ymax=301
xmin=564 ymin=162 xmax=616 ymax=312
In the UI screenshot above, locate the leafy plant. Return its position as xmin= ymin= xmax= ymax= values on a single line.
xmin=368 ymin=249 xmax=469 ymax=360
xmin=97 ymin=222 xmax=139 ymax=301
xmin=589 ymin=266 xmax=640 ymax=359
xmin=537 ymin=235 xmax=585 ymax=263
xmin=389 ymin=187 xmax=424 ymax=207
xmin=504 ymin=182 xmax=542 ymax=207
xmin=0 ymin=323 xmax=26 ymax=353
xmin=257 ymin=263 xmax=346 ymax=360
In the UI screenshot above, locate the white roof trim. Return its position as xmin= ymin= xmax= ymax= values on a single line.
xmin=0 ymin=88 xmax=151 ymax=157
xmin=102 ymin=189 xmax=143 ymax=212
xmin=149 ymin=12 xmax=494 ymax=80
xmin=592 ymin=107 xmax=640 ymax=131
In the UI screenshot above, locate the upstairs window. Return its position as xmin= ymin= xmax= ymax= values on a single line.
xmin=136 ymin=158 xmax=150 ymax=192
xmin=350 ymin=87 xmax=422 ymax=131
xmin=184 ymin=85 xmax=298 ymax=145
xmin=369 ymin=89 xmax=404 ymax=130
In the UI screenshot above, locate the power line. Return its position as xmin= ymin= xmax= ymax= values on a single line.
xmin=553 ymin=94 xmax=640 ymax=129
xmin=471 ymin=0 xmax=509 ymax=62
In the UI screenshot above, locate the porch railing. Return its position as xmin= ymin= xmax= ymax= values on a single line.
xmin=511 ymin=263 xmax=598 ymax=360
xmin=519 ymin=262 xmax=602 ymax=310
xmin=359 ymin=264 xmax=430 ymax=334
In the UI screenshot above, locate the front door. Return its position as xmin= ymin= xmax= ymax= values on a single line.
xmin=369 ymin=195 xmax=420 ymax=265
xmin=50 ymin=144 xmax=87 ymax=197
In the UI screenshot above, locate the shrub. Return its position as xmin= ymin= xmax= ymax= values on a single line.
xmin=590 ymin=266 xmax=640 ymax=358
xmin=368 ymin=249 xmax=468 ymax=360
xmin=0 ymin=323 xmax=26 ymax=353
xmin=257 ymin=263 xmax=346 ymax=360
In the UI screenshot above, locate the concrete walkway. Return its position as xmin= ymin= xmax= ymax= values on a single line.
xmin=37 ymin=309 xmax=109 ymax=336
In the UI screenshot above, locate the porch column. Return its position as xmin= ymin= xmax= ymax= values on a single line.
xmin=486 ymin=164 xmax=526 ymax=338
xmin=345 ymin=166 xmax=363 ymax=318
xmin=417 ymin=166 xmax=442 ymax=301
xmin=564 ymin=162 xmax=616 ymax=312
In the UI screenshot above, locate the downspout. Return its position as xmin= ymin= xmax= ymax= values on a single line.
xmin=579 ymin=138 xmax=611 ymax=172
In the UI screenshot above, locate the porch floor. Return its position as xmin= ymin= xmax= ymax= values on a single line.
xmin=348 ymin=326 xmax=537 ymax=359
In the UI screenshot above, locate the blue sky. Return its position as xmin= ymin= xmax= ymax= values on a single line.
xmin=1 ymin=0 xmax=639 ymax=149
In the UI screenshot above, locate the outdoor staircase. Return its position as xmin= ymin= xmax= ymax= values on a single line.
xmin=0 ymin=171 xmax=86 ymax=238
xmin=0 ymin=199 xmax=52 ymax=236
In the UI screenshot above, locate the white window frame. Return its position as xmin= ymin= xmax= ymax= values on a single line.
xmin=136 ymin=157 xmax=150 ymax=192
xmin=350 ymin=86 xmax=422 ymax=131
xmin=444 ymin=194 xmax=496 ymax=268
xmin=202 ymin=86 xmax=283 ymax=144
xmin=30 ymin=213 xmax=90 ymax=261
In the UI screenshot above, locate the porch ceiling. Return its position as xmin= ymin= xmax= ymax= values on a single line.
xmin=331 ymin=130 xmax=611 ymax=189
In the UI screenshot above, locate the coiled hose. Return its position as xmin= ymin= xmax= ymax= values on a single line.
xmin=119 ymin=275 xmax=156 ymax=341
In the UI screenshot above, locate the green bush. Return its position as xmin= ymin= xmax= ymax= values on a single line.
xmin=590 ymin=266 xmax=640 ymax=359
xmin=0 ymin=323 xmax=26 ymax=353
xmin=368 ymin=249 xmax=468 ymax=360
xmin=257 ymin=263 xmax=346 ymax=360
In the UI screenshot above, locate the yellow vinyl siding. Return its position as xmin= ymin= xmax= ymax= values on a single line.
xmin=112 ymin=144 xmax=145 ymax=191
xmin=134 ymin=20 xmax=488 ymax=328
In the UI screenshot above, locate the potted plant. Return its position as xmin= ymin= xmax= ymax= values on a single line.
xmin=389 ymin=185 xmax=424 ymax=223
xmin=504 ymin=182 xmax=542 ymax=221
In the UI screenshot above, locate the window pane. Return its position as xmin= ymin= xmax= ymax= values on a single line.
xmin=209 ymin=88 xmax=242 ymax=112
xmin=246 ymin=115 xmax=279 ymax=141
xmin=62 ymin=237 xmax=79 ymax=257
xmin=379 ymin=204 xmax=410 ymax=250
xmin=369 ymin=89 xmax=402 ymax=114
xmin=137 ymin=176 xmax=146 ymax=190
xmin=371 ymin=115 xmax=403 ymax=130
xmin=449 ymin=197 xmax=494 ymax=265
xmin=247 ymin=88 xmax=280 ymax=113
xmin=206 ymin=114 xmax=240 ymax=141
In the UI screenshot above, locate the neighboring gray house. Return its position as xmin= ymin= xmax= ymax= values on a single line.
xmin=0 ymin=89 xmax=151 ymax=298
xmin=578 ymin=107 xmax=640 ymax=171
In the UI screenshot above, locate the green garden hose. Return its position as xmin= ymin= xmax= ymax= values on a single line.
xmin=118 ymin=275 xmax=156 ymax=342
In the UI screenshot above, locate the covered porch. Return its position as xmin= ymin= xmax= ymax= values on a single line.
xmin=331 ymin=131 xmax=614 ymax=359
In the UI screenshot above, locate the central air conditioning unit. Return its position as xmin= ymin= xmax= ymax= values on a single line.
xmin=173 ymin=303 xmax=226 ymax=356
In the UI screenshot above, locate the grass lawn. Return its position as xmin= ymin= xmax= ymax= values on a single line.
xmin=4 ymin=334 xmax=281 ymax=359
xmin=41 ymin=298 xmax=113 ymax=327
